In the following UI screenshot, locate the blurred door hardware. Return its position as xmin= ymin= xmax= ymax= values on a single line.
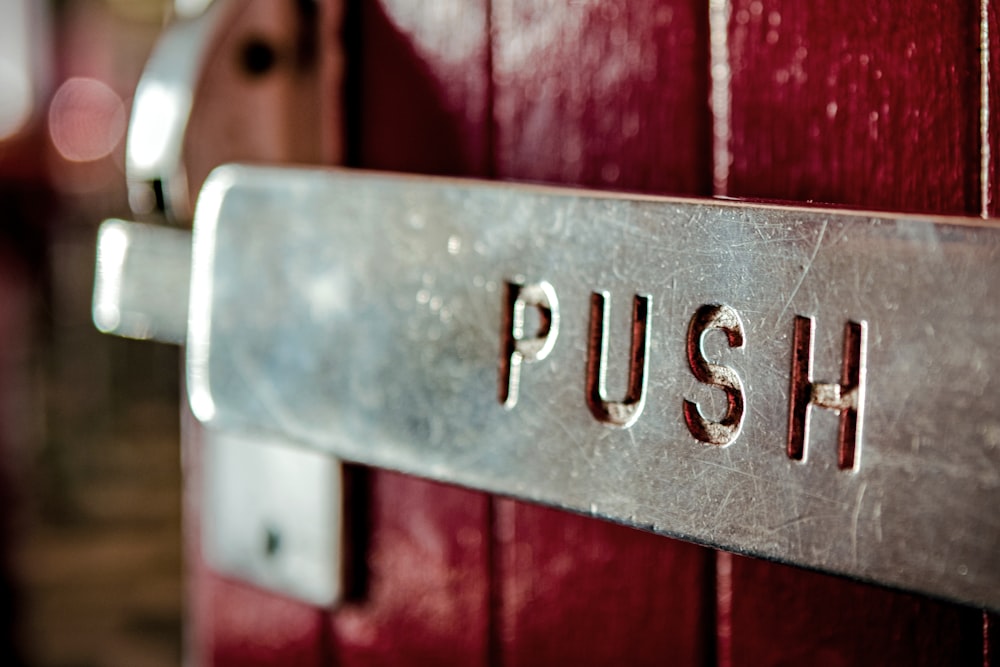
xmin=0 ymin=0 xmax=49 ymax=142
xmin=93 ymin=214 xmax=344 ymax=608
xmin=203 ymin=428 xmax=343 ymax=608
xmin=99 ymin=0 xmax=344 ymax=608
xmin=125 ymin=0 xmax=238 ymax=220
xmin=95 ymin=164 xmax=1000 ymax=612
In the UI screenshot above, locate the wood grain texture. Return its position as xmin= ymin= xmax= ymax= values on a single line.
xmin=727 ymin=0 xmax=981 ymax=214
xmin=724 ymin=1 xmax=989 ymax=664
xmin=328 ymin=471 xmax=491 ymax=666
xmin=493 ymin=0 xmax=711 ymax=193
xmin=723 ymin=560 xmax=984 ymax=667
xmin=354 ymin=0 xmax=491 ymax=177
xmin=491 ymin=2 xmax=714 ymax=665
xmin=493 ymin=500 xmax=713 ymax=666
xmin=989 ymin=0 xmax=1000 ymax=217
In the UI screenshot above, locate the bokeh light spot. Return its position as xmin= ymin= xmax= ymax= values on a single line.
xmin=48 ymin=76 xmax=126 ymax=162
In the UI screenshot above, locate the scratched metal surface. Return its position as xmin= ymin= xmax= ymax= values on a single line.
xmin=187 ymin=164 xmax=1000 ymax=610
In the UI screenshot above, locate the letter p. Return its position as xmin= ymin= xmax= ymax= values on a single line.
xmin=498 ymin=280 xmax=560 ymax=409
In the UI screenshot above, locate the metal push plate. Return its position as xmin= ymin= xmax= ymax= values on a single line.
xmin=185 ymin=165 xmax=998 ymax=610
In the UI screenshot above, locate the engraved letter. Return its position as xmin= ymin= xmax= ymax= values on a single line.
xmin=585 ymin=292 xmax=651 ymax=428
xmin=787 ymin=315 xmax=867 ymax=471
xmin=498 ymin=280 xmax=560 ymax=409
xmin=683 ymin=304 xmax=746 ymax=446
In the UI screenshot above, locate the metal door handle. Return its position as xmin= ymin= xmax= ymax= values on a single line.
xmin=95 ymin=163 xmax=1000 ymax=612
xmin=125 ymin=0 xmax=238 ymax=221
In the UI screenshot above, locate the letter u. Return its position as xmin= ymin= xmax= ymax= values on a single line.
xmin=585 ymin=292 xmax=651 ymax=428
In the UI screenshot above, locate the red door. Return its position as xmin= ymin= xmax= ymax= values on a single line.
xmin=184 ymin=1 xmax=997 ymax=664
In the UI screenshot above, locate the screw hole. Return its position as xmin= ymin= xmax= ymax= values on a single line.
xmin=240 ymin=38 xmax=277 ymax=78
xmin=264 ymin=526 xmax=282 ymax=558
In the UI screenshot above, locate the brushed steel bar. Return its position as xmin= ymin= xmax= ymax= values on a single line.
xmin=107 ymin=164 xmax=1000 ymax=611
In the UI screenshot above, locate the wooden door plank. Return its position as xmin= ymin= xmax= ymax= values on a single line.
xmin=491 ymin=2 xmax=714 ymax=665
xmin=352 ymin=0 xmax=491 ymax=177
xmin=329 ymin=471 xmax=491 ymax=666
xmin=194 ymin=577 xmax=328 ymax=667
xmin=723 ymin=2 xmax=988 ymax=664
xmin=326 ymin=2 xmax=493 ymax=665
xmin=493 ymin=500 xmax=713 ymax=666
xmin=988 ymin=0 xmax=1000 ymax=218
xmin=727 ymin=0 xmax=981 ymax=215
xmin=493 ymin=0 xmax=711 ymax=194
xmin=722 ymin=559 xmax=985 ymax=667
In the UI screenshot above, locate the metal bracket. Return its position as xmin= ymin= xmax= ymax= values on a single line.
xmin=203 ymin=428 xmax=342 ymax=607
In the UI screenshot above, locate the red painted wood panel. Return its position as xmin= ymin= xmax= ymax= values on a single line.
xmin=722 ymin=556 xmax=984 ymax=666
xmin=989 ymin=0 xmax=1000 ymax=218
xmin=354 ymin=0 xmax=491 ymax=177
xmin=727 ymin=0 xmax=981 ymax=215
xmin=493 ymin=0 xmax=711 ymax=194
xmin=491 ymin=2 xmax=714 ymax=665
xmin=325 ymin=2 xmax=493 ymax=665
xmin=329 ymin=471 xmax=491 ymax=666
xmin=723 ymin=1 xmax=989 ymax=664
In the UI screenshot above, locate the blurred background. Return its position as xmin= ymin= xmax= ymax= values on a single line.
xmin=0 ymin=1 xmax=183 ymax=665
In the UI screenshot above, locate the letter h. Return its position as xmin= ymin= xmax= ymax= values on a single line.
xmin=787 ymin=316 xmax=867 ymax=471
